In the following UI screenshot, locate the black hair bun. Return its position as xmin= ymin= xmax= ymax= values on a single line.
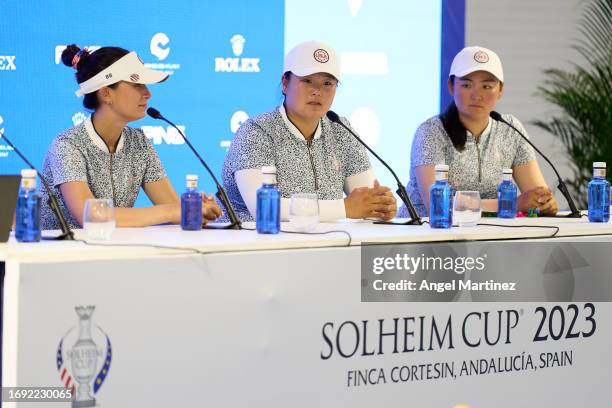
xmin=61 ymin=44 xmax=90 ymax=70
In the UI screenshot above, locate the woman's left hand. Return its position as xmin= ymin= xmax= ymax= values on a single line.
xmin=518 ymin=187 xmax=558 ymax=215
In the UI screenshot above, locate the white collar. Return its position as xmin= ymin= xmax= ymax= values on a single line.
xmin=84 ymin=116 xmax=125 ymax=154
xmin=466 ymin=117 xmax=492 ymax=141
xmin=279 ymin=104 xmax=322 ymax=142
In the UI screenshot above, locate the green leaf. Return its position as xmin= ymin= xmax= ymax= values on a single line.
xmin=533 ymin=0 xmax=612 ymax=209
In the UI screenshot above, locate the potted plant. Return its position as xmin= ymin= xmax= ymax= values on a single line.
xmin=534 ymin=0 xmax=612 ymax=208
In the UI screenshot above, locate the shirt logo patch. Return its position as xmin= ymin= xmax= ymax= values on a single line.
xmin=313 ymin=49 xmax=329 ymax=63
xmin=331 ymin=155 xmax=341 ymax=172
xmin=473 ymin=51 xmax=489 ymax=63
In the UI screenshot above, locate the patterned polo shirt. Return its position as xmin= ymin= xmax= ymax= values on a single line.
xmin=40 ymin=117 xmax=166 ymax=229
xmin=221 ymin=106 xmax=372 ymax=221
xmin=399 ymin=113 xmax=536 ymax=217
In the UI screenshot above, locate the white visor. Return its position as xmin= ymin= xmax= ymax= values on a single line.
xmin=75 ymin=51 xmax=169 ymax=97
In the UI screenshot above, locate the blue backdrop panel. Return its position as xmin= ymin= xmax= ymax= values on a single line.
xmin=441 ymin=0 xmax=466 ymax=113
xmin=285 ymin=0 xmax=441 ymax=194
xmin=1 ymin=1 xmax=463 ymax=208
xmin=0 ymin=0 xmax=284 ymax=205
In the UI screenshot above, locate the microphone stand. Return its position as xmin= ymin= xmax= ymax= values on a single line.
xmin=0 ymin=131 xmax=74 ymax=239
xmin=326 ymin=112 xmax=422 ymax=225
xmin=490 ymin=112 xmax=581 ymax=218
xmin=147 ymin=109 xmax=241 ymax=229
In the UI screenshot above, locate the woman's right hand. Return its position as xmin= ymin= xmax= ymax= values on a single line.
xmin=517 ymin=187 xmax=557 ymax=214
xmin=201 ymin=193 xmax=223 ymax=221
xmin=165 ymin=195 xmax=223 ymax=225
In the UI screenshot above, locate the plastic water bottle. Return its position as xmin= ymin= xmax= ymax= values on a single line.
xmin=588 ymin=162 xmax=610 ymax=223
xmin=256 ymin=166 xmax=280 ymax=234
xmin=181 ymin=174 xmax=202 ymax=230
xmin=429 ymin=164 xmax=452 ymax=228
xmin=498 ymin=168 xmax=517 ymax=218
xmin=15 ymin=169 xmax=41 ymax=242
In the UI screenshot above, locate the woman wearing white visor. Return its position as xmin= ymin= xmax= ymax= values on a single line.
xmin=40 ymin=45 xmax=221 ymax=229
xmin=221 ymin=41 xmax=396 ymax=222
xmin=399 ymin=46 xmax=558 ymax=217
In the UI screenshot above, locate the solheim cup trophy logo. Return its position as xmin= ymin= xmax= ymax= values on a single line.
xmin=72 ymin=306 xmax=98 ymax=406
xmin=57 ymin=305 xmax=112 ymax=407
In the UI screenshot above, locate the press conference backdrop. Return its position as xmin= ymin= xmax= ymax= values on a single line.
xmin=0 ymin=0 xmax=456 ymax=207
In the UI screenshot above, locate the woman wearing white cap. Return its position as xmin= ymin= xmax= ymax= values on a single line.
xmin=40 ymin=45 xmax=221 ymax=229
xmin=222 ymin=41 xmax=396 ymax=222
xmin=399 ymin=46 xmax=558 ymax=217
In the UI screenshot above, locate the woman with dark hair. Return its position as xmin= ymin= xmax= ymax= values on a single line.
xmin=40 ymin=45 xmax=221 ymax=229
xmin=399 ymin=46 xmax=558 ymax=217
xmin=221 ymin=41 xmax=396 ymax=222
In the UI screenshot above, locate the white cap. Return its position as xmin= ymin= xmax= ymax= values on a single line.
xmin=75 ymin=51 xmax=168 ymax=97
xmin=435 ymin=164 xmax=449 ymax=172
xmin=593 ymin=162 xmax=606 ymax=168
xmin=283 ymin=41 xmax=340 ymax=80
xmin=450 ymin=46 xmax=504 ymax=82
xmin=186 ymin=174 xmax=198 ymax=180
xmin=261 ymin=166 xmax=277 ymax=174
xmin=20 ymin=169 xmax=37 ymax=178
xmin=503 ymin=168 xmax=513 ymax=174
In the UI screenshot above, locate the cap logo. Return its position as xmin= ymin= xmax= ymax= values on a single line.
xmin=474 ymin=51 xmax=489 ymax=63
xmin=313 ymin=49 xmax=329 ymax=63
xmin=130 ymin=73 xmax=140 ymax=82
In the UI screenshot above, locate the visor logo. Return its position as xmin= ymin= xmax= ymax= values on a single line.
xmin=313 ymin=49 xmax=330 ymax=63
xmin=130 ymin=73 xmax=140 ymax=82
xmin=474 ymin=51 xmax=489 ymax=63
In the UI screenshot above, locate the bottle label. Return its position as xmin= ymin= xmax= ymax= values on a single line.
xmin=263 ymin=174 xmax=277 ymax=185
xmin=435 ymin=171 xmax=448 ymax=181
xmin=186 ymin=179 xmax=198 ymax=189
xmin=594 ymin=168 xmax=606 ymax=178
xmin=22 ymin=178 xmax=36 ymax=189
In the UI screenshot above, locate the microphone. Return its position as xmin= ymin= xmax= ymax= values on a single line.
xmin=489 ymin=111 xmax=581 ymax=218
xmin=326 ymin=111 xmax=422 ymax=225
xmin=146 ymin=107 xmax=241 ymax=229
xmin=0 ymin=130 xmax=74 ymax=240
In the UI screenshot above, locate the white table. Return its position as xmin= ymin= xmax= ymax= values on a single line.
xmin=2 ymin=218 xmax=611 ymax=407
